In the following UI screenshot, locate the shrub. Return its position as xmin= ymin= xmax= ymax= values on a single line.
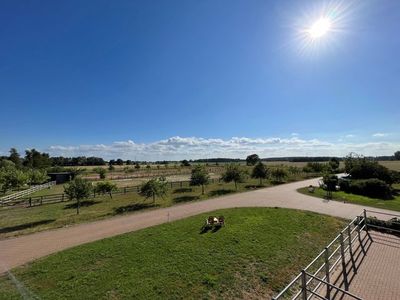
xmin=340 ymin=178 xmax=392 ymax=199
xmin=303 ymin=162 xmax=326 ymax=173
xmin=95 ymin=181 xmax=117 ymax=198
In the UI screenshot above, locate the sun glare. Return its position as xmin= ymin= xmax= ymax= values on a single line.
xmin=308 ymin=17 xmax=331 ymax=39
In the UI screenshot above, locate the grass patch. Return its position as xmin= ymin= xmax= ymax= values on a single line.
xmin=0 ymin=208 xmax=346 ymax=300
xmin=298 ymin=184 xmax=400 ymax=212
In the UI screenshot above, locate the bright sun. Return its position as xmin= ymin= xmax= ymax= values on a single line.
xmin=308 ymin=17 xmax=331 ymax=39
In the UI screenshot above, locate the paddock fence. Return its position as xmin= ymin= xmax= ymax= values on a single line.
xmin=0 ymin=179 xmax=220 ymax=208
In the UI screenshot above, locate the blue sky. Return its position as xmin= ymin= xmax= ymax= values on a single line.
xmin=1 ymin=0 xmax=399 ymax=160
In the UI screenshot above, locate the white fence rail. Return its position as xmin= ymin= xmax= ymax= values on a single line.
xmin=0 ymin=181 xmax=56 ymax=204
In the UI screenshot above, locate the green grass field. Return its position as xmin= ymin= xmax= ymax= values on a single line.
xmin=0 ymin=208 xmax=346 ymax=300
xmin=0 ymin=179 xmax=274 ymax=239
xmin=298 ymin=184 xmax=400 ymax=212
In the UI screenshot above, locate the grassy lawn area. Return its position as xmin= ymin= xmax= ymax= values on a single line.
xmin=0 ymin=208 xmax=346 ymax=300
xmin=0 ymin=179 xmax=276 ymax=239
xmin=298 ymin=184 xmax=400 ymax=212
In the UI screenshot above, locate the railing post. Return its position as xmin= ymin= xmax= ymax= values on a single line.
xmin=363 ymin=209 xmax=373 ymax=242
xmin=40 ymin=196 xmax=43 ymax=205
xmin=339 ymin=233 xmax=349 ymax=291
xmin=301 ymin=270 xmax=307 ymax=300
xmin=62 ymin=193 xmax=65 ymax=202
xmin=29 ymin=197 xmax=32 ymax=207
xmin=363 ymin=209 xmax=368 ymax=231
xmin=357 ymin=223 xmax=366 ymax=255
xmin=324 ymin=247 xmax=331 ymax=300
xmin=124 ymin=187 xmax=127 ymax=194
xmin=347 ymin=226 xmax=357 ymax=274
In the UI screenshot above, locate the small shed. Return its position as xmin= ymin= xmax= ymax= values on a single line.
xmin=48 ymin=172 xmax=74 ymax=184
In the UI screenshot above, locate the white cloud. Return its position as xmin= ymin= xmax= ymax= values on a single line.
xmin=46 ymin=136 xmax=400 ymax=160
xmin=372 ymin=133 xmax=389 ymax=137
xmin=345 ymin=134 xmax=355 ymax=138
xmin=291 ymin=133 xmax=299 ymax=136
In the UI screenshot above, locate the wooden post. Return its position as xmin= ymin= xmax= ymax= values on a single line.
xmin=324 ymin=247 xmax=331 ymax=300
xmin=62 ymin=193 xmax=65 ymax=202
xmin=340 ymin=233 xmax=349 ymax=291
xmin=40 ymin=196 xmax=43 ymax=206
xmin=301 ymin=270 xmax=307 ymax=300
xmin=124 ymin=187 xmax=127 ymax=194
xmin=29 ymin=197 xmax=32 ymax=207
xmin=180 ymin=181 xmax=182 ymax=188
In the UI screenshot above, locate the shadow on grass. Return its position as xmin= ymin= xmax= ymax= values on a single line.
xmin=245 ymin=184 xmax=265 ymax=190
xmin=0 ymin=219 xmax=55 ymax=234
xmin=173 ymin=195 xmax=199 ymax=203
xmin=173 ymin=188 xmax=193 ymax=194
xmin=270 ymin=180 xmax=286 ymax=185
xmin=114 ymin=203 xmax=159 ymax=214
xmin=200 ymin=225 xmax=223 ymax=234
xmin=64 ymin=200 xmax=101 ymax=210
xmin=208 ymin=189 xmax=235 ymax=197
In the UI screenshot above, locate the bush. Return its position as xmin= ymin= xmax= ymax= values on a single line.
xmin=340 ymin=178 xmax=392 ymax=199
xmin=302 ymin=162 xmax=327 ymax=173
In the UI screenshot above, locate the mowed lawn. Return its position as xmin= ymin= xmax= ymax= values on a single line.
xmin=298 ymin=183 xmax=400 ymax=212
xmin=0 ymin=179 xmax=274 ymax=239
xmin=0 ymin=208 xmax=346 ymax=300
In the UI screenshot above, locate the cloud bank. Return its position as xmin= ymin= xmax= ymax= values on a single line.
xmin=46 ymin=136 xmax=400 ymax=161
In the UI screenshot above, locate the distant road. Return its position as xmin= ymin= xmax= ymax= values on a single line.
xmin=1 ymin=177 xmax=398 ymax=272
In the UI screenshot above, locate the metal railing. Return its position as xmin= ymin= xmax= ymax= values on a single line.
xmin=273 ymin=209 xmax=400 ymax=300
xmin=272 ymin=212 xmax=372 ymax=300
xmin=0 ymin=181 xmax=56 ymax=203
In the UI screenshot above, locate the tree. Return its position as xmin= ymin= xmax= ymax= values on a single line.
xmin=126 ymin=160 xmax=133 ymax=165
xmin=116 ymin=159 xmax=124 ymax=165
xmin=251 ymin=162 xmax=268 ymax=185
xmin=181 ymin=160 xmax=191 ymax=167
xmin=0 ymin=167 xmax=28 ymax=194
xmin=139 ymin=177 xmax=168 ymax=202
xmin=93 ymin=167 xmax=107 ymax=179
xmin=64 ymin=178 xmax=92 ymax=215
xmin=322 ymin=174 xmax=338 ymax=199
xmin=28 ymin=169 xmax=49 ymax=185
xmin=95 ymin=181 xmax=117 ymax=198
xmin=221 ymin=164 xmax=247 ymax=190
xmin=135 ymin=163 xmax=141 ymax=169
xmin=329 ymin=158 xmax=340 ymax=172
xmin=9 ymin=148 xmax=22 ymax=168
xmin=270 ymin=168 xmax=288 ymax=183
xmin=246 ymin=154 xmax=260 ymax=166
xmin=395 ymin=151 xmax=400 ymax=160
xmin=23 ymin=149 xmax=51 ymax=169
xmin=190 ymin=165 xmax=210 ymax=195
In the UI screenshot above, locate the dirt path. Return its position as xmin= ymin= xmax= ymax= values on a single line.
xmin=0 ymin=178 xmax=398 ymax=272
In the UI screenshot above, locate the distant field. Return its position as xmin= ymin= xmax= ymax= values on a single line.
xmin=378 ymin=160 xmax=400 ymax=171
xmin=0 ymin=208 xmax=346 ymax=300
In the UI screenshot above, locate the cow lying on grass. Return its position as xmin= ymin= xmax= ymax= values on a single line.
xmin=202 ymin=216 xmax=225 ymax=232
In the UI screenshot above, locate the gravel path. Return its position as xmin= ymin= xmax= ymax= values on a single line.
xmin=1 ymin=177 xmax=398 ymax=272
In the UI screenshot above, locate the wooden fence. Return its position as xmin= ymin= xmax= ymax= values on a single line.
xmin=0 ymin=179 xmax=220 ymax=208
xmin=0 ymin=181 xmax=56 ymax=203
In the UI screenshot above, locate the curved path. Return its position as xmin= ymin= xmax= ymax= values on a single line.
xmin=0 ymin=177 xmax=398 ymax=272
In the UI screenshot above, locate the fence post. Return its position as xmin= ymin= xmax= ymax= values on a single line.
xmin=324 ymin=247 xmax=331 ymax=300
xmin=62 ymin=193 xmax=64 ymax=202
xmin=180 ymin=181 xmax=182 ymax=188
xmin=29 ymin=197 xmax=32 ymax=207
xmin=339 ymin=233 xmax=349 ymax=291
xmin=40 ymin=196 xmax=43 ymax=206
xmin=347 ymin=226 xmax=357 ymax=274
xmin=124 ymin=187 xmax=127 ymax=194
xmin=301 ymin=270 xmax=307 ymax=300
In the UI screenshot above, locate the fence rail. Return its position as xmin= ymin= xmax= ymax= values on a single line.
xmin=273 ymin=209 xmax=400 ymax=300
xmin=0 ymin=179 xmax=221 ymax=208
xmin=0 ymin=181 xmax=56 ymax=203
